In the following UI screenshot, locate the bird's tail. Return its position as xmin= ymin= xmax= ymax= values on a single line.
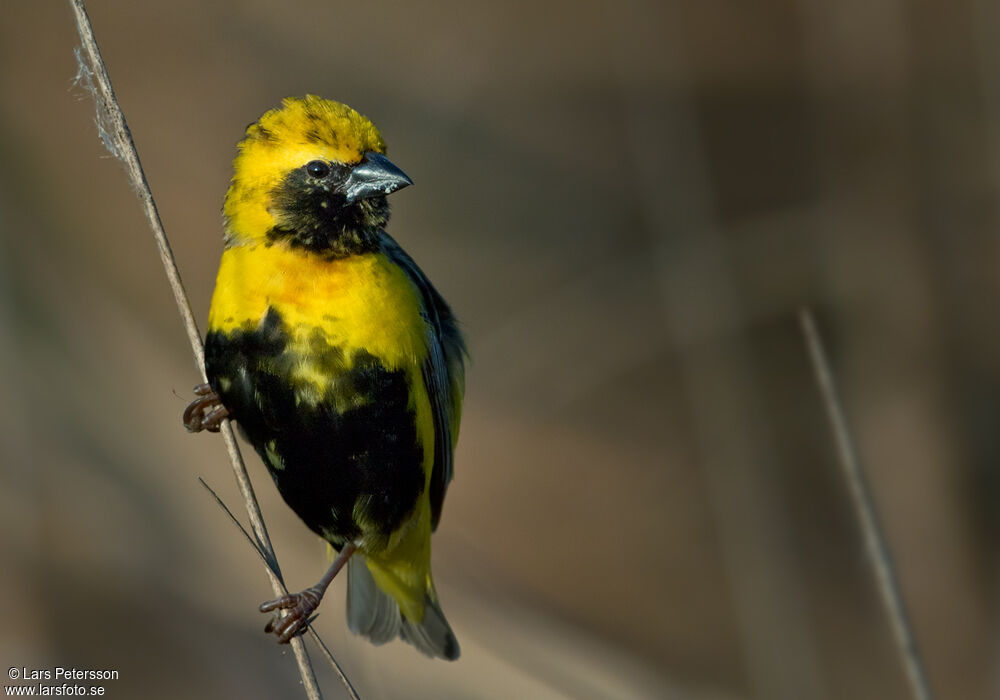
xmin=346 ymin=553 xmax=460 ymax=660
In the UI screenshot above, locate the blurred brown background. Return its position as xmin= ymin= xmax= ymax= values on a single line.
xmin=0 ymin=1 xmax=997 ymax=698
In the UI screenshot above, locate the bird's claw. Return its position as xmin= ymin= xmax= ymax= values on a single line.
xmin=260 ymin=587 xmax=323 ymax=644
xmin=183 ymin=383 xmax=229 ymax=433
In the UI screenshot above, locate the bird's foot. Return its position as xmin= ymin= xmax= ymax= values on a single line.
xmin=183 ymin=383 xmax=229 ymax=433
xmin=260 ymin=586 xmax=324 ymax=644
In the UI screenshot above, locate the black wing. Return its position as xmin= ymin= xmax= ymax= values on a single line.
xmin=381 ymin=234 xmax=466 ymax=530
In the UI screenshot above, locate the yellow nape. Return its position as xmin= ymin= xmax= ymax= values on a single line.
xmin=224 ymin=95 xmax=387 ymax=244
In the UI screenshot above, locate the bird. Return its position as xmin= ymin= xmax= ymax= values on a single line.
xmin=183 ymin=95 xmax=465 ymax=660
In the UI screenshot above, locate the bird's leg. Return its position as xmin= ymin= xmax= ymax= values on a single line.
xmin=183 ymin=383 xmax=230 ymax=433
xmin=260 ymin=542 xmax=358 ymax=644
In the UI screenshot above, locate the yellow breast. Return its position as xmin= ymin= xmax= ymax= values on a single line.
xmin=207 ymin=242 xmax=436 ymax=479
xmin=208 ymin=243 xmax=428 ymax=370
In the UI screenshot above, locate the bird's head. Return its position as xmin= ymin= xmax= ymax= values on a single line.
xmin=223 ymin=95 xmax=412 ymax=256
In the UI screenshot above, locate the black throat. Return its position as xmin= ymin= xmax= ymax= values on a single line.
xmin=266 ymin=165 xmax=390 ymax=257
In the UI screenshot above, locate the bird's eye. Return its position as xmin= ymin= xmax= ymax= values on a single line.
xmin=306 ymin=160 xmax=330 ymax=179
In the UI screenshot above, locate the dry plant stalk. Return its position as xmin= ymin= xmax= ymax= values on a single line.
xmin=800 ymin=308 xmax=934 ymax=700
xmin=66 ymin=1 xmax=359 ymax=698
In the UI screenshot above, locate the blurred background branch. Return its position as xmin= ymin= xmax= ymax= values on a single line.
xmin=800 ymin=308 xmax=933 ymax=700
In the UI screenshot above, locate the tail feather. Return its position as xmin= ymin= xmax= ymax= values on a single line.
xmin=400 ymin=593 xmax=460 ymax=660
xmin=346 ymin=554 xmax=401 ymax=644
xmin=346 ymin=554 xmax=459 ymax=660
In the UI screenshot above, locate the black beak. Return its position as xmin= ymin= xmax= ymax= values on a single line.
xmin=342 ymin=152 xmax=413 ymax=204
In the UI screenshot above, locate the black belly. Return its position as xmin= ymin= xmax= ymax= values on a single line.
xmin=205 ymin=308 xmax=425 ymax=547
